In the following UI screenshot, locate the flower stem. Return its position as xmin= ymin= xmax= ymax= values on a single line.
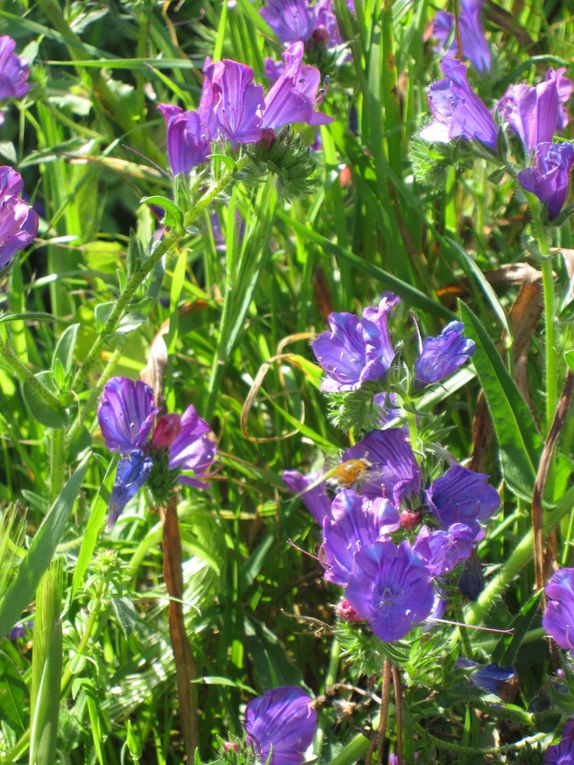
xmin=161 ymin=495 xmax=199 ymax=760
xmin=49 ymin=429 xmax=66 ymax=503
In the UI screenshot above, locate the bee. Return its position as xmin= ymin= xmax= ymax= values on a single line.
xmin=329 ymin=458 xmax=376 ymax=490
xmin=297 ymin=457 xmax=383 ymax=499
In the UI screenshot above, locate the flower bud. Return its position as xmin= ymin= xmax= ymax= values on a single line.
xmin=151 ymin=414 xmax=182 ymax=449
xmin=336 ymin=599 xmax=363 ymax=622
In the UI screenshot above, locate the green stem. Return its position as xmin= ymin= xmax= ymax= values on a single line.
xmin=327 ymin=731 xmax=370 ymax=765
xmin=0 ymin=335 xmax=62 ymax=411
xmin=60 ymin=581 xmax=104 ymax=697
xmin=49 ymin=429 xmax=66 ymax=503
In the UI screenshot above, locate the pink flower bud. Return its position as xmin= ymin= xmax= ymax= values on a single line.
xmin=336 ymin=599 xmax=363 ymax=622
xmin=223 ymin=741 xmax=240 ymax=753
xmin=400 ymin=509 xmax=421 ymax=530
xmin=151 ymin=413 xmax=182 ymax=449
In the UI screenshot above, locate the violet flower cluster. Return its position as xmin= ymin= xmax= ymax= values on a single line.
xmin=0 ymin=36 xmax=31 ymax=125
xmin=244 ymin=686 xmax=317 ymax=765
xmin=311 ymin=291 xmax=475 ymax=392
xmin=0 ymin=166 xmax=39 ymax=268
xmin=97 ymin=377 xmax=216 ymax=529
xmin=421 ymin=54 xmax=574 ymax=220
xmin=159 ymin=42 xmax=331 ymax=177
xmin=284 ymin=427 xmax=500 ymax=643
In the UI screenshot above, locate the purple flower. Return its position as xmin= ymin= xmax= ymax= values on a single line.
xmin=265 ymin=57 xmax=284 ymax=84
xmin=312 ymin=293 xmax=398 ymax=392
xmin=168 ymin=405 xmax=217 ymax=489
xmin=425 ymin=464 xmax=500 ymax=531
xmin=245 ymin=686 xmax=317 ymax=765
xmin=458 ymin=550 xmax=484 ymax=600
xmin=420 ymin=58 xmax=498 ymax=150
xmin=260 ymin=0 xmax=341 ymax=46
xmin=322 ymin=489 xmax=401 ymax=586
xmin=466 ymin=661 xmax=518 ymax=699
xmin=498 ymin=68 xmax=573 ymax=154
xmin=208 ymin=59 xmax=265 ymax=144
xmin=543 ymin=568 xmax=574 ymax=651
xmin=158 ymin=105 xmax=211 ymax=175
xmin=415 ymin=320 xmax=475 ymax=385
xmin=98 ymin=377 xmax=159 ymax=454
xmin=433 ymin=0 xmax=491 ymax=74
xmin=413 ymin=523 xmax=477 ymax=576
xmin=262 ymin=42 xmax=332 ymax=130
xmin=282 ymin=469 xmax=331 ymax=525
xmin=545 ymin=720 xmax=574 ymax=764
xmin=518 ymin=141 xmax=574 ymax=220
xmin=0 ymin=166 xmax=38 ymax=268
xmin=342 ymin=428 xmax=422 ymax=505
xmin=345 ymin=541 xmax=435 ymax=642
xmin=0 ymin=36 xmax=31 ymax=99
xmin=108 ymin=450 xmax=154 ymax=530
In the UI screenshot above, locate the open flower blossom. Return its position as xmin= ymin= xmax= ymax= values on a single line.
xmin=498 ymin=68 xmax=573 ymax=154
xmin=322 ymin=489 xmax=401 ymax=586
xmin=420 ymin=58 xmax=498 ymax=150
xmin=0 ymin=36 xmax=31 ymax=100
xmin=413 ymin=523 xmax=477 ymax=576
xmin=415 ymin=320 xmax=475 ymax=385
xmin=342 ymin=428 xmax=422 ymax=506
xmin=159 ymin=43 xmax=330 ymax=170
xmin=544 ymin=720 xmax=574 ymax=764
xmin=282 ymin=468 xmax=331 ymax=524
xmin=260 ymin=0 xmax=342 ymax=46
xmin=312 ymin=293 xmax=398 ymax=392
xmin=345 ymin=541 xmax=435 ymax=642
xmin=0 ymin=166 xmax=39 ymax=268
xmin=433 ymin=0 xmax=491 ymax=74
xmin=543 ymin=568 xmax=574 ymax=651
xmin=245 ymin=686 xmax=317 ymax=765
xmin=518 ymin=141 xmax=574 ymax=220
xmin=425 ymin=464 xmax=500 ymax=532
xmin=97 ymin=377 xmax=216 ymax=528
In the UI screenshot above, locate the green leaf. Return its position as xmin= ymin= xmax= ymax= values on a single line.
xmin=52 ymin=323 xmax=80 ymax=377
xmin=140 ymin=195 xmax=184 ymax=231
xmin=565 ymin=349 xmax=574 ymax=373
xmin=0 ymin=457 xmax=89 ymax=639
xmin=459 ymin=301 xmax=542 ymax=499
xmin=21 ymin=371 xmax=68 ymax=429
xmin=492 ymin=591 xmax=543 ymax=667
xmin=0 ymin=650 xmax=28 ymax=736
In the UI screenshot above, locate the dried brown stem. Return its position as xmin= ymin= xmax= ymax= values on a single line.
xmin=161 ymin=496 xmax=199 ymax=760
xmin=532 ymin=370 xmax=574 ymax=594
xmin=366 ymin=660 xmax=392 ymax=765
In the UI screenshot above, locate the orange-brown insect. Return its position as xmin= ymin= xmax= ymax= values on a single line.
xmin=330 ymin=459 xmax=374 ymax=489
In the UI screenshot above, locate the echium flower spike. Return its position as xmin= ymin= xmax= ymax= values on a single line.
xmin=420 ymin=58 xmax=498 ymax=151
xmin=245 ymin=686 xmax=317 ymax=765
xmin=0 ymin=166 xmax=39 ymax=268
